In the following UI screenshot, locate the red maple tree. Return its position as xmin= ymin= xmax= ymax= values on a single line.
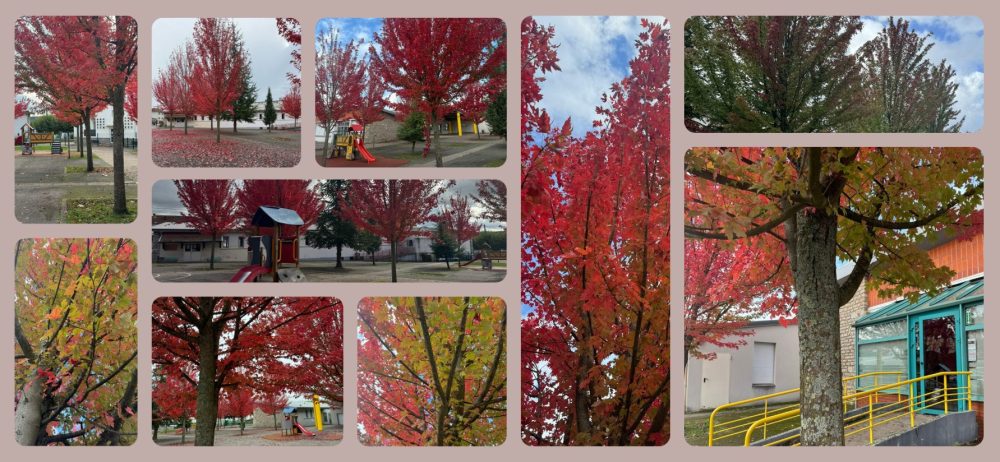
xmin=521 ymin=17 xmax=670 ymax=446
xmin=343 ymin=180 xmax=445 ymax=282
xmin=354 ymin=72 xmax=388 ymax=144
xmin=221 ymin=386 xmax=256 ymax=435
xmin=276 ymin=18 xmax=301 ymax=87
xmin=370 ymin=18 xmax=505 ymax=166
xmin=125 ymin=77 xmax=137 ymax=122
xmin=255 ymin=390 xmax=289 ymax=430
xmin=190 ymin=18 xmax=243 ymax=143
xmin=174 ymin=179 xmax=240 ymax=270
xmin=235 ymin=180 xmax=323 ymax=236
xmin=280 ymin=84 xmax=302 ymax=128
xmin=153 ymin=372 xmax=197 ymax=443
xmin=152 ymin=297 xmax=342 ymax=446
xmin=315 ymin=32 xmax=366 ymax=157
xmin=440 ymin=195 xmax=480 ymax=253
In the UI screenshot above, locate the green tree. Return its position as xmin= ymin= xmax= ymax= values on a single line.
xmin=397 ymin=111 xmax=426 ymax=152
xmin=857 ymin=17 xmax=963 ymax=133
xmin=352 ymin=230 xmax=382 ymax=265
xmin=430 ymin=221 xmax=459 ymax=270
xmin=685 ymin=146 xmax=983 ymax=445
xmin=263 ymin=88 xmax=277 ymax=131
xmin=472 ymin=230 xmax=505 ymax=252
xmin=306 ymin=180 xmax=358 ymax=269
xmin=30 ymin=114 xmax=74 ymax=134
xmin=485 ymin=89 xmax=506 ymax=138
xmin=223 ymin=40 xmax=257 ymax=133
xmin=685 ymin=16 xmax=866 ymax=133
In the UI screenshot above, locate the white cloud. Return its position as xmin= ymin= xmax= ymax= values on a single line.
xmin=848 ymin=16 xmax=983 ymax=132
xmin=534 ymin=16 xmax=662 ymax=136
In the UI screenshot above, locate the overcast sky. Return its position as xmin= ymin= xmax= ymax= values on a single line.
xmin=152 ymin=180 xmax=506 ymax=230
xmin=848 ymin=16 xmax=984 ymax=132
xmin=151 ymin=18 xmax=298 ymax=104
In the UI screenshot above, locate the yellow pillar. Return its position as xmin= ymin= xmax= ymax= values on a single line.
xmin=312 ymin=394 xmax=323 ymax=432
xmin=456 ymin=112 xmax=463 ymax=137
xmin=473 ymin=119 xmax=479 ymax=135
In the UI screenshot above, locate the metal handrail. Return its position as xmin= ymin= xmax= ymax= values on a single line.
xmin=741 ymin=371 xmax=973 ymax=446
xmin=707 ymin=371 xmax=903 ymax=446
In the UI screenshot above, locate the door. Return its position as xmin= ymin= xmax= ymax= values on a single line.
xmin=182 ymin=243 xmax=202 ymax=262
xmin=701 ymin=353 xmax=731 ymax=410
xmin=911 ymin=310 xmax=964 ymax=413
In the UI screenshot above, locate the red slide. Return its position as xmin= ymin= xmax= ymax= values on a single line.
xmin=293 ymin=422 xmax=316 ymax=437
xmin=355 ymin=139 xmax=376 ymax=163
xmin=229 ymin=265 xmax=270 ymax=283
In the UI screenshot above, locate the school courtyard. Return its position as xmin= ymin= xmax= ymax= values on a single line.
xmin=316 ymin=134 xmax=506 ymax=168
xmin=153 ymin=259 xmax=507 ymax=283
xmin=14 ymin=145 xmax=138 ymax=223
xmin=152 ymin=127 xmax=300 ymax=168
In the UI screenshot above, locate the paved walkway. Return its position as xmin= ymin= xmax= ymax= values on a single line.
xmin=412 ymin=139 xmax=504 ymax=167
xmin=153 ymin=259 xmax=507 ymax=283
xmin=156 ymin=426 xmax=342 ymax=446
xmin=14 ymin=147 xmax=138 ymax=223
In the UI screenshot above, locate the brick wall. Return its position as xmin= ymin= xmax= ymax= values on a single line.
xmin=840 ymin=279 xmax=868 ymax=392
xmin=869 ymin=233 xmax=984 ymax=307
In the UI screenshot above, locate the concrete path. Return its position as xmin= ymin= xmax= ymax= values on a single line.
xmin=14 ymin=149 xmax=138 ymax=223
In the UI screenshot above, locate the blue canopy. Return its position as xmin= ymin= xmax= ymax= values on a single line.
xmin=251 ymin=206 xmax=304 ymax=227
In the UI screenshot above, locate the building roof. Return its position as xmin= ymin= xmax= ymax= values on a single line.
xmin=252 ymin=206 xmax=304 ymax=227
xmin=854 ymin=275 xmax=984 ymax=327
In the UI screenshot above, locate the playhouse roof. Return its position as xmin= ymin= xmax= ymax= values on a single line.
xmin=251 ymin=206 xmax=304 ymax=227
xmin=854 ymin=275 xmax=984 ymax=327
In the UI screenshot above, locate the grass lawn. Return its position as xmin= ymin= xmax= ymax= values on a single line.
xmin=65 ymin=165 xmax=114 ymax=174
xmin=483 ymin=158 xmax=505 ymax=167
xmin=66 ymin=198 xmax=138 ymax=224
xmin=685 ymin=402 xmax=802 ymax=446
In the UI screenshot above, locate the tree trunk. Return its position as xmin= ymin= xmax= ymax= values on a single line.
xmin=184 ymin=117 xmax=189 ymax=135
xmin=76 ymin=122 xmax=83 ymax=155
xmin=233 ymin=117 xmax=237 ymax=134
xmin=215 ymin=114 xmax=221 ymax=143
xmin=273 ymin=413 xmax=278 ymax=430
xmin=111 ymin=84 xmax=128 ymax=215
xmin=433 ymin=116 xmax=443 ymax=167
xmin=209 ymin=235 xmax=216 ymax=270
xmin=390 ymin=241 xmax=398 ymax=282
xmin=323 ymin=126 xmax=331 ymax=157
xmin=83 ymin=113 xmax=94 ymax=171
xmin=371 ymin=252 xmax=376 ymax=265
xmin=335 ymin=244 xmax=343 ymax=269
xmin=445 ymin=256 xmax=450 ymax=269
xmin=195 ymin=320 xmax=221 ymax=446
xmin=792 ymin=211 xmax=845 ymax=446
xmin=14 ymin=373 xmax=44 ymax=445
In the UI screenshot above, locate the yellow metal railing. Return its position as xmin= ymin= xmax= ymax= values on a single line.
xmin=707 ymin=371 xmax=904 ymax=446
xmin=741 ymin=371 xmax=972 ymax=446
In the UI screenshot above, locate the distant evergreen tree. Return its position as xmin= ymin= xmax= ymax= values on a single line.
xmin=351 ymin=230 xmax=382 ymax=265
xmin=223 ymin=36 xmax=257 ymax=133
xmin=305 ymin=180 xmax=357 ymax=269
xmin=484 ymin=89 xmax=506 ymax=138
xmin=430 ymin=221 xmax=459 ymax=270
xmin=263 ymin=88 xmax=277 ymax=131
xmin=397 ymin=111 xmax=426 ymax=152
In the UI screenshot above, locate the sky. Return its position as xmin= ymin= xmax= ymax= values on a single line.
xmin=316 ymin=18 xmax=383 ymax=48
xmin=152 ymin=180 xmax=506 ymax=230
xmin=848 ymin=16 xmax=984 ymax=132
xmin=151 ymin=18 xmax=298 ymax=104
xmin=532 ymin=16 xmax=667 ymax=138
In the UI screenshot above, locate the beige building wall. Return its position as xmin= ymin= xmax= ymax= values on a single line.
xmin=838 ymin=279 xmax=868 ymax=393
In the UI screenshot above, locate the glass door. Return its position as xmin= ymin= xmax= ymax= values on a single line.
xmin=911 ymin=310 xmax=965 ymax=414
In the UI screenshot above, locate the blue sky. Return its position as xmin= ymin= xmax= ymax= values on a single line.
xmin=316 ymin=18 xmax=384 ymax=53
xmin=849 ymin=16 xmax=984 ymax=132
xmin=532 ymin=16 xmax=667 ymax=138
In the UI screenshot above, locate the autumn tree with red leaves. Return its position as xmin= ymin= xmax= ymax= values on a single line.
xmin=15 ymin=238 xmax=138 ymax=446
xmin=15 ymin=16 xmax=136 ymax=216
xmin=125 ymin=78 xmax=138 ymax=122
xmin=370 ymin=18 xmax=506 ymax=166
xmin=220 ymin=386 xmax=256 ymax=435
xmin=474 ymin=179 xmax=507 ymax=222
xmin=190 ymin=18 xmax=243 ymax=143
xmin=343 ymin=180 xmax=446 ymax=282
xmin=358 ymin=297 xmax=506 ymax=446
xmin=276 ymin=18 xmax=301 ymax=87
xmin=153 ymin=371 xmax=197 ymax=443
xmin=439 ymin=195 xmax=480 ymax=260
xmin=281 ymin=84 xmax=302 ymax=128
xmin=235 ymin=180 xmax=323 ymax=236
xmin=256 ymin=390 xmax=289 ymax=430
xmin=685 ymin=146 xmax=982 ymax=445
xmin=152 ymin=297 xmax=343 ymax=446
xmin=315 ymin=32 xmax=365 ymax=157
xmin=174 ymin=179 xmax=239 ymax=270
xmin=521 ymin=17 xmax=670 ymax=446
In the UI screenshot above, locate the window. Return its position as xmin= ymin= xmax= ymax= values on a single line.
xmin=965 ymin=303 xmax=984 ymax=326
xmin=857 ymin=340 xmax=907 ymax=389
xmin=221 ymin=236 xmax=230 ymax=248
xmin=183 ymin=243 xmax=201 ymax=252
xmin=857 ymin=320 xmax=906 ymax=341
xmin=407 ymin=239 xmax=414 ymax=247
xmin=752 ymin=342 xmax=776 ymax=385
xmin=239 ymin=236 xmax=246 ymax=248
xmin=162 ymin=243 xmax=179 ymax=251
xmin=967 ymin=329 xmax=984 ymax=399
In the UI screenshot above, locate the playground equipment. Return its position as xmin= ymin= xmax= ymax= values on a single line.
xmin=329 ymin=123 xmax=376 ymax=163
xmin=18 ymin=122 xmax=55 ymax=156
xmin=312 ymin=395 xmax=323 ymax=432
xmin=282 ymin=408 xmax=316 ymax=437
xmin=707 ymin=371 xmax=974 ymax=446
xmin=230 ymin=205 xmax=307 ymax=283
